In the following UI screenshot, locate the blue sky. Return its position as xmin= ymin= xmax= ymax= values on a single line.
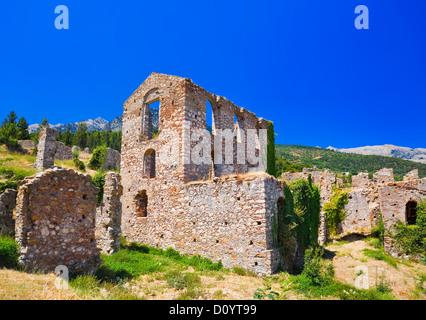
xmin=0 ymin=1 xmax=425 ymax=148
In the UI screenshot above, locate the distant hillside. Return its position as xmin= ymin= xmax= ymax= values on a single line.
xmin=28 ymin=108 xmax=159 ymax=133
xmin=276 ymin=145 xmax=426 ymax=178
xmin=327 ymin=144 xmax=426 ymax=164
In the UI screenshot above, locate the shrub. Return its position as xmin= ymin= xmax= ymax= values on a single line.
xmin=323 ymin=188 xmax=349 ymax=236
xmin=88 ymin=146 xmax=107 ymax=170
xmin=370 ymin=212 xmax=385 ymax=246
xmin=0 ymin=235 xmax=20 ymax=269
xmin=0 ymin=181 xmax=19 ymax=194
xmin=73 ymin=157 xmax=86 ymax=171
xmin=92 ymin=171 xmax=106 ymax=205
xmin=393 ymin=199 xmax=426 ymax=257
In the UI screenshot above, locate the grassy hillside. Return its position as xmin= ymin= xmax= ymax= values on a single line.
xmin=276 ymin=145 xmax=426 ymax=178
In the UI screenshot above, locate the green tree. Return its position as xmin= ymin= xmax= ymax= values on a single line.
xmin=0 ymin=111 xmax=18 ymax=145
xmin=17 ymin=116 xmax=30 ymax=140
xmin=60 ymin=125 xmax=73 ymax=147
xmin=73 ymin=122 xmax=88 ymax=149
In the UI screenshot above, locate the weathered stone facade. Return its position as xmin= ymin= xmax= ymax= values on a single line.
xmin=120 ymin=73 xmax=283 ymax=275
xmin=35 ymin=126 xmax=59 ymax=170
xmin=281 ymin=168 xmax=426 ymax=244
xmin=14 ymin=168 xmax=101 ymax=275
xmin=96 ymin=172 xmax=123 ymax=255
xmin=0 ymin=189 xmax=17 ymax=236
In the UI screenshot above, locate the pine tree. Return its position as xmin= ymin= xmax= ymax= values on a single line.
xmin=73 ymin=122 xmax=88 ymax=149
xmin=17 ymin=117 xmax=30 ymax=140
xmin=0 ymin=111 xmax=18 ymax=144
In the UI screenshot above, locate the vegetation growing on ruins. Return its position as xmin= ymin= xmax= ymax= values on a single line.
xmin=393 ymin=199 xmax=426 ymax=258
xmin=266 ymin=121 xmax=277 ymax=177
xmin=273 ymin=178 xmax=321 ymax=272
xmin=276 ymin=144 xmax=426 ymax=178
xmin=323 ymin=188 xmax=349 ymax=236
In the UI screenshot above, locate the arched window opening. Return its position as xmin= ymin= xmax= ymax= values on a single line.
xmin=206 ymin=100 xmax=213 ymax=134
xmin=405 ymin=201 xmax=417 ymax=225
xmin=143 ymin=149 xmax=156 ymax=179
xmin=134 ymin=190 xmax=148 ymax=217
xmin=149 ymin=100 xmax=160 ymax=138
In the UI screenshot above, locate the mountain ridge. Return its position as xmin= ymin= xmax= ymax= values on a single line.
xmin=28 ymin=108 xmax=159 ymax=133
xmin=327 ymin=144 xmax=426 ymax=164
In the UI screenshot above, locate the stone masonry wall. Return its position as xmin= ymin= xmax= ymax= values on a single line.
xmin=96 ymin=172 xmax=123 ymax=255
xmin=35 ymin=126 xmax=59 ymax=171
xmin=123 ymin=174 xmax=283 ymax=276
xmin=55 ymin=141 xmax=74 ymax=160
xmin=0 ymin=189 xmax=17 ymax=236
xmin=121 ymin=73 xmax=283 ymax=275
xmin=14 ymin=168 xmax=101 ymax=275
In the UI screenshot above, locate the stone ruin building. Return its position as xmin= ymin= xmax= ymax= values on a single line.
xmin=281 ymin=168 xmax=426 ymax=254
xmin=3 ymin=71 xmax=424 ymax=278
xmin=120 ymin=72 xmax=284 ymax=275
xmin=14 ymin=168 xmax=101 ymax=275
xmin=35 ymin=126 xmax=73 ymax=170
xmin=96 ymin=172 xmax=123 ymax=255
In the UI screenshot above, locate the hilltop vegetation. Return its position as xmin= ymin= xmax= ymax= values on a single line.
xmin=276 ymin=145 xmax=426 ymax=178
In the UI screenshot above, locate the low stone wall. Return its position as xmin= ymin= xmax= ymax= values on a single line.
xmin=96 ymin=173 xmax=123 ymax=255
xmin=55 ymin=141 xmax=74 ymax=160
xmin=14 ymin=168 xmax=101 ymax=275
xmin=0 ymin=189 xmax=17 ymax=236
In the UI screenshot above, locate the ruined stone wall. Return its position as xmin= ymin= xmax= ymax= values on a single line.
xmin=379 ymin=179 xmax=426 ymax=230
xmin=123 ymin=174 xmax=283 ymax=276
xmin=55 ymin=141 xmax=74 ymax=160
xmin=0 ymin=189 xmax=17 ymax=236
xmin=120 ymin=73 xmax=282 ymax=275
xmin=14 ymin=168 xmax=101 ymax=275
xmin=35 ymin=126 xmax=59 ymax=171
xmin=339 ymin=188 xmax=380 ymax=236
xmin=96 ymin=172 xmax=123 ymax=255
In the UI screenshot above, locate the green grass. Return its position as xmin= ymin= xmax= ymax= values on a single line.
xmin=362 ymin=249 xmax=400 ymax=269
xmin=70 ymin=242 xmax=221 ymax=300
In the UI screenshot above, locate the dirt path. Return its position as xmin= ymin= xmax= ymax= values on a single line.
xmin=325 ymin=240 xmax=426 ymax=300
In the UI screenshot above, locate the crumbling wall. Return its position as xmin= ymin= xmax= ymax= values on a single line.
xmin=96 ymin=172 xmax=123 ymax=255
xmin=55 ymin=141 xmax=74 ymax=160
xmin=379 ymin=179 xmax=426 ymax=230
xmin=123 ymin=174 xmax=283 ymax=276
xmin=0 ymin=189 xmax=17 ymax=236
xmin=14 ymin=168 xmax=101 ymax=275
xmin=373 ymin=168 xmax=394 ymax=185
xmin=120 ymin=73 xmax=282 ymax=275
xmin=35 ymin=126 xmax=59 ymax=171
